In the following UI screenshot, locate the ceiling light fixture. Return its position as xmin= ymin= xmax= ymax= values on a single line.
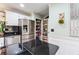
xmin=20 ymin=3 xmax=24 ymax=7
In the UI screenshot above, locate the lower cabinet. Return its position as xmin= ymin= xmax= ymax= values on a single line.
xmin=5 ymin=37 xmax=13 ymax=46
xmin=22 ymin=34 xmax=35 ymax=43
xmin=12 ymin=35 xmax=20 ymax=44
xmin=0 ymin=38 xmax=4 ymax=48
xmin=5 ymin=35 xmax=20 ymax=46
xmin=0 ymin=38 xmax=6 ymax=55
xmin=22 ymin=34 xmax=29 ymax=43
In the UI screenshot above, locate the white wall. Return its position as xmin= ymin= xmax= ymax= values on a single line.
xmin=48 ymin=3 xmax=79 ymax=55
xmin=48 ymin=3 xmax=70 ymax=37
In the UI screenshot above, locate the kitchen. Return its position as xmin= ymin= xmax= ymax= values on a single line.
xmin=0 ymin=3 xmax=57 ymax=55
xmin=0 ymin=3 xmax=66 ymax=55
xmin=0 ymin=10 xmax=36 ymax=55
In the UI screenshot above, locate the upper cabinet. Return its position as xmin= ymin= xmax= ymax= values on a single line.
xmin=5 ymin=10 xmax=31 ymax=26
xmin=5 ymin=11 xmax=19 ymax=26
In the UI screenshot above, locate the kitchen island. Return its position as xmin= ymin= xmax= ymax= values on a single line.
xmin=5 ymin=40 xmax=59 ymax=55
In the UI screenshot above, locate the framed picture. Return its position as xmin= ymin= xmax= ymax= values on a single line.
xmin=58 ymin=12 xmax=64 ymax=24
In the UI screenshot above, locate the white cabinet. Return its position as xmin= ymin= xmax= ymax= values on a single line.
xmin=5 ymin=36 xmax=13 ymax=46
xmin=22 ymin=34 xmax=30 ymax=43
xmin=0 ymin=38 xmax=4 ymax=47
xmin=23 ymin=19 xmax=29 ymax=25
xmin=6 ymin=11 xmax=18 ymax=26
xmin=18 ymin=14 xmax=29 ymax=19
xmin=5 ymin=35 xmax=20 ymax=46
xmin=18 ymin=14 xmax=29 ymax=26
xmin=5 ymin=10 xmax=30 ymax=26
xmin=18 ymin=14 xmax=25 ymax=19
xmin=12 ymin=35 xmax=20 ymax=44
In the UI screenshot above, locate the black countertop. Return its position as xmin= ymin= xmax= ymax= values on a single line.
xmin=5 ymin=40 xmax=59 ymax=55
xmin=23 ymin=40 xmax=59 ymax=55
xmin=4 ymin=32 xmax=20 ymax=37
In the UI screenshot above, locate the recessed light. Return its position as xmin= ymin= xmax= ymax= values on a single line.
xmin=20 ymin=3 xmax=24 ymax=7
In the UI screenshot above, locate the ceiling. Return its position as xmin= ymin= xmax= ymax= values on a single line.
xmin=0 ymin=3 xmax=49 ymax=17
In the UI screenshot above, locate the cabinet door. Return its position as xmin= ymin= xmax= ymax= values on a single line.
xmin=0 ymin=38 xmax=4 ymax=47
xmin=13 ymin=36 xmax=20 ymax=44
xmin=6 ymin=11 xmax=18 ymax=26
xmin=22 ymin=35 xmax=29 ymax=43
xmin=5 ymin=37 xmax=13 ymax=46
